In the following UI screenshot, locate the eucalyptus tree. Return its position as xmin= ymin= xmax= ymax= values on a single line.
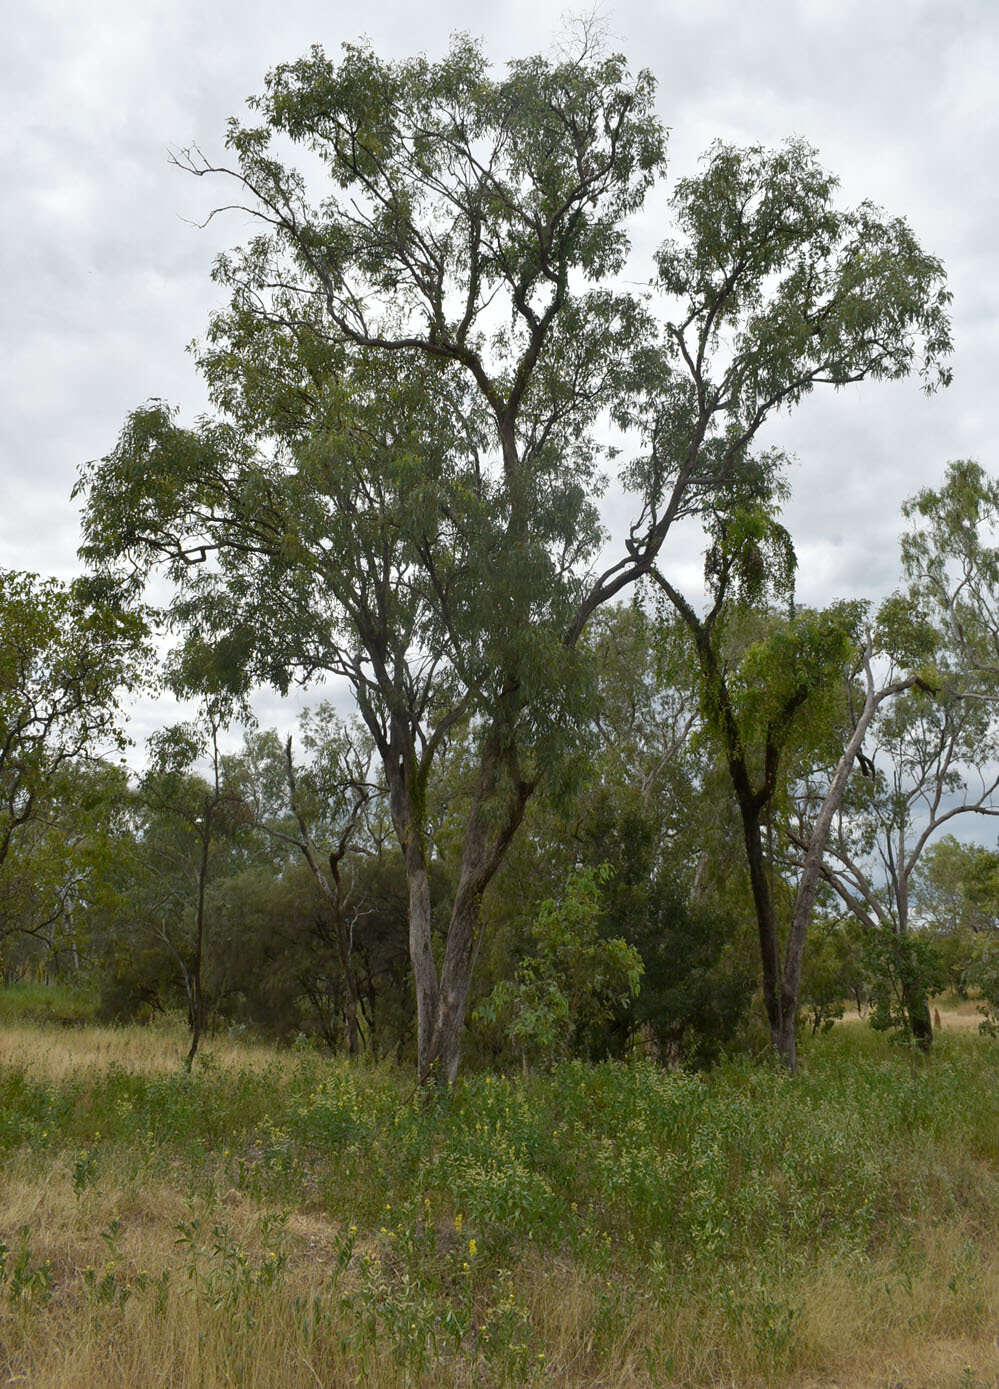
xmin=794 ymin=465 xmax=999 ymax=1047
xmin=0 ymin=569 xmax=145 ymax=886
xmin=649 ymin=501 xmax=928 ymax=1069
xmin=803 ymin=677 xmax=999 ymax=1047
xmin=78 ymin=37 xmax=950 ymax=1081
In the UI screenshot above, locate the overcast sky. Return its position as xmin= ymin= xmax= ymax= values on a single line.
xmin=4 ymin=0 xmax=997 ymax=742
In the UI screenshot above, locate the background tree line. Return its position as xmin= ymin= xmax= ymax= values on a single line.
xmin=5 ymin=464 xmax=999 ymax=1071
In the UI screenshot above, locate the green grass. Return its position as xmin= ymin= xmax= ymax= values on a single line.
xmin=0 ymin=1020 xmax=998 ymax=1385
xmin=0 ymin=980 xmax=98 ymax=1026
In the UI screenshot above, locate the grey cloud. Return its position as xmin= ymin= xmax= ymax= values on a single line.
xmin=2 ymin=0 xmax=996 ymax=747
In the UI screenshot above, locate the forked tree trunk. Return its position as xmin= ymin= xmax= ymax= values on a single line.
xmin=425 ymin=895 xmax=481 ymax=1085
xmin=731 ymin=641 xmax=907 ymax=1072
xmin=410 ymin=737 xmax=533 ymax=1086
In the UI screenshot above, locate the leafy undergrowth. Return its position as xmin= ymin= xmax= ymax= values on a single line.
xmin=0 ymin=1021 xmax=997 ymax=1386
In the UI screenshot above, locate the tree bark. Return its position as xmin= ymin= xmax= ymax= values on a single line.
xmin=733 ymin=784 xmax=784 ymax=1047
xmin=418 ymin=735 xmax=533 ymax=1085
xmin=184 ymin=821 xmax=211 ymax=1073
xmin=896 ymin=870 xmax=933 ymax=1053
xmin=426 ymin=892 xmax=481 ymax=1085
xmin=405 ymin=838 xmax=438 ymax=1076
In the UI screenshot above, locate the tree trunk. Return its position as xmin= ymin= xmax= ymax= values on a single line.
xmin=897 ymin=861 xmax=933 ymax=1052
xmin=775 ymin=1010 xmax=797 ymax=1072
xmin=185 ymin=823 xmax=211 ymax=1072
xmin=425 ymin=889 xmax=484 ymax=1085
xmin=405 ymin=839 xmax=438 ymax=1078
xmin=418 ymin=738 xmax=533 ymax=1085
xmin=381 ymin=749 xmax=440 ymax=1079
xmin=185 ymin=975 xmax=204 ymax=1072
xmin=905 ymin=980 xmax=934 ymax=1052
xmin=733 ymin=781 xmax=785 ymax=1052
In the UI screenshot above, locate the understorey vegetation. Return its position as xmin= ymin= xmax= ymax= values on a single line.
xmin=0 ymin=1015 xmax=997 ymax=1386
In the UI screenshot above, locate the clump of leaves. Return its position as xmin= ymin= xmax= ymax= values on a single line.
xmin=862 ymin=924 xmax=946 ymax=1045
xmin=475 ymin=866 xmax=642 ymax=1071
xmin=963 ymin=933 xmax=999 ymax=1037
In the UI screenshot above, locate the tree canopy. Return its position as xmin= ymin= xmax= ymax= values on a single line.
xmin=76 ymin=35 xmax=952 ymax=1079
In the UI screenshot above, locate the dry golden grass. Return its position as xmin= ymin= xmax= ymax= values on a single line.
xmin=0 ymin=1019 xmax=296 ymax=1081
xmin=1 ymin=1017 xmax=998 ymax=1387
xmin=6 ymin=1164 xmax=997 ymax=1388
xmin=0 ymin=1161 xmax=394 ymax=1389
xmin=522 ymin=1236 xmax=999 ymax=1388
xmin=932 ymin=997 xmax=992 ymax=1031
xmin=839 ymin=1000 xmax=989 ymax=1032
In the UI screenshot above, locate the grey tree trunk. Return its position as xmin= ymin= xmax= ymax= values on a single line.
xmin=405 ymin=841 xmax=438 ymax=1077
xmin=426 ymin=893 xmax=481 ymax=1085
xmin=184 ymin=822 xmax=211 ymax=1073
xmin=778 ymin=643 xmax=889 ymax=1070
xmin=416 ymin=738 xmax=533 ymax=1085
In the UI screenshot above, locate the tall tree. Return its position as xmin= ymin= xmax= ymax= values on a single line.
xmin=78 ymin=38 xmax=950 ymax=1081
xmin=802 ymin=463 xmax=999 ymax=1048
xmin=649 ymin=502 xmax=925 ymax=1069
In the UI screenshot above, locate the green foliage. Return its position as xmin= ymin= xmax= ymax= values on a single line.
xmin=0 ymin=569 xmax=147 ymax=914
xmin=918 ymin=835 xmax=999 ymax=936
xmin=627 ymin=886 xmax=759 ymax=1066
xmin=874 ymin=590 xmax=940 ymax=671
xmin=726 ymin=603 xmax=864 ymax=773
xmin=799 ymin=918 xmax=865 ymax=1033
xmin=963 ymin=934 xmax=999 ymax=1036
xmin=901 ymin=459 xmax=999 ymax=687
xmin=476 ymin=866 xmax=642 ymax=1068
xmin=862 ymin=926 xmax=947 ymax=1043
xmin=0 ymin=982 xmax=97 ymax=1026
xmin=0 ymin=1227 xmax=53 ymax=1307
xmin=204 ymin=854 xmax=416 ymax=1054
xmin=659 ymin=139 xmax=951 ymax=401
xmin=703 ymin=498 xmax=797 ymax=611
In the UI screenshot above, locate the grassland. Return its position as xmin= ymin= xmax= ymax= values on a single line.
xmin=0 ymin=999 xmax=997 ymax=1386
